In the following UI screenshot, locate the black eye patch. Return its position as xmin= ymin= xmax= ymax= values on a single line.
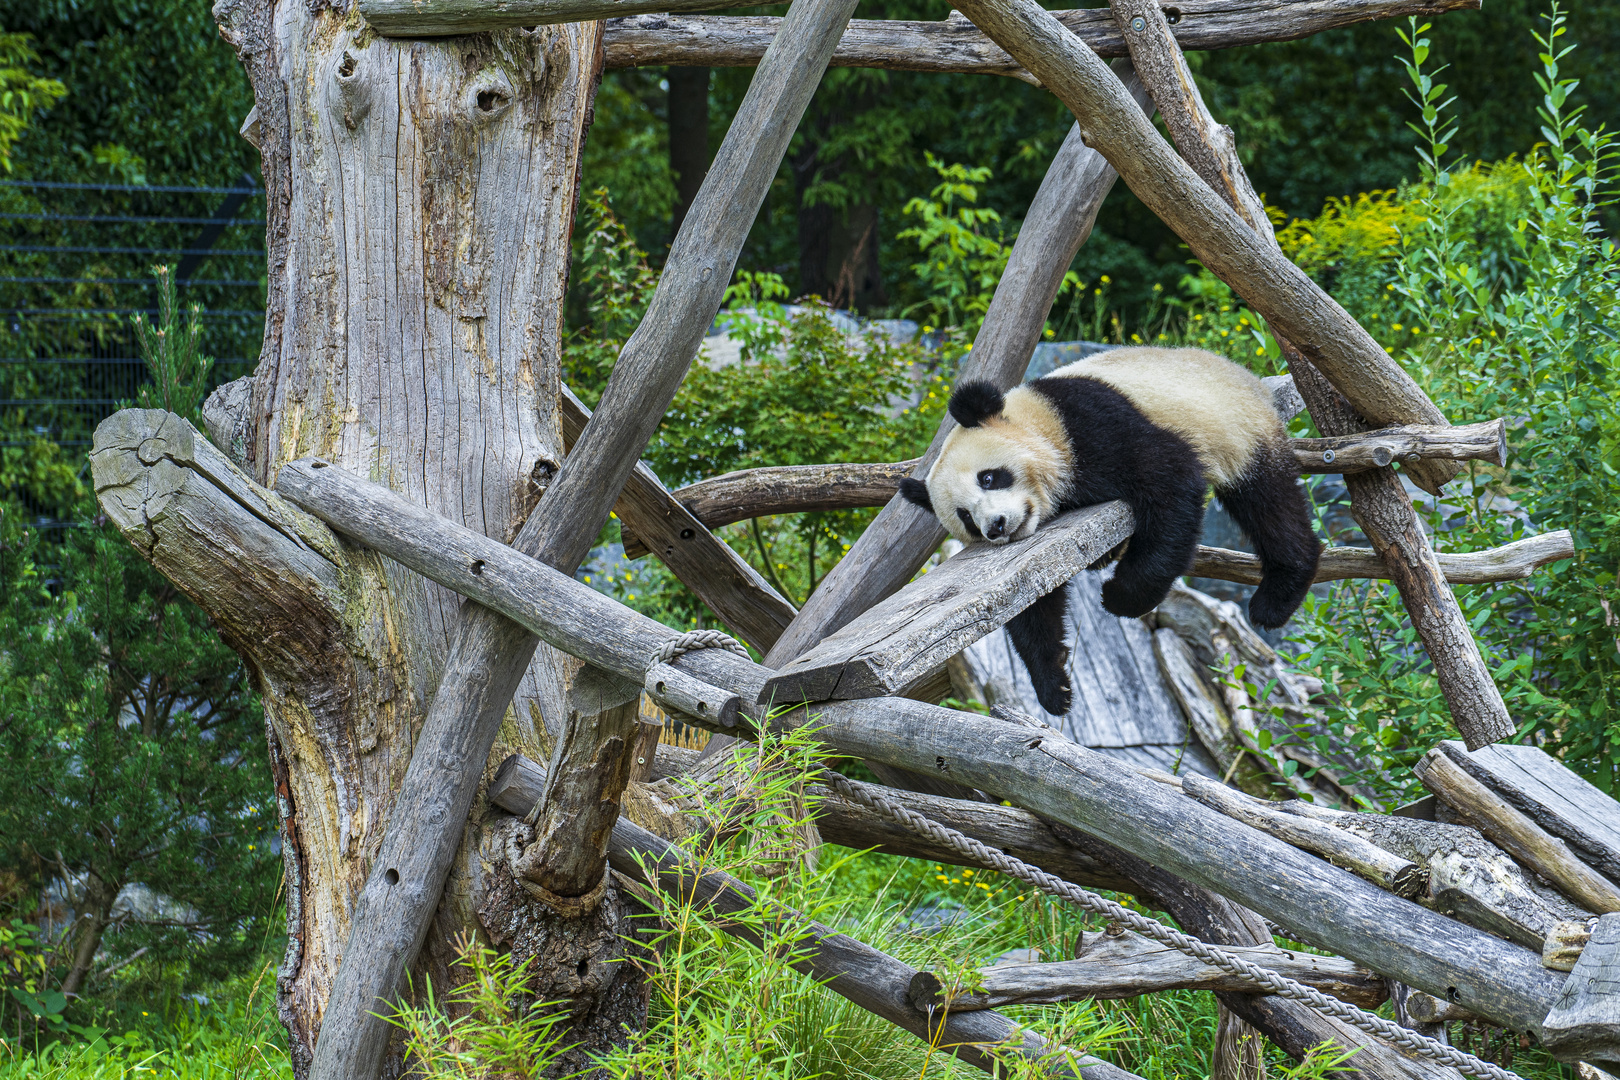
xmin=955 ymin=507 xmax=984 ymax=540
xmin=978 ymin=468 xmax=1014 ymax=491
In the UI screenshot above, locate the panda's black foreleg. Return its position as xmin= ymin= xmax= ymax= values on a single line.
xmin=1006 ymin=585 xmax=1073 ymax=716
xmin=1099 ymin=455 xmax=1207 ymax=620
xmin=1216 ymin=440 xmax=1322 ymax=629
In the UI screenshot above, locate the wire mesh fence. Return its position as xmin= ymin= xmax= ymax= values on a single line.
xmin=0 ymin=176 xmax=267 ymax=528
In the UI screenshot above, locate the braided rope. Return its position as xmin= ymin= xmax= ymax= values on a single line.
xmin=817 ymin=768 xmax=1523 ymax=1080
xmin=650 ymin=629 xmax=751 ymax=669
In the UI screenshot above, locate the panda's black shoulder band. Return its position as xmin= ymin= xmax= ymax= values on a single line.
xmin=948 ymin=381 xmax=1004 ymax=428
xmin=898 ymin=477 xmax=933 ymax=513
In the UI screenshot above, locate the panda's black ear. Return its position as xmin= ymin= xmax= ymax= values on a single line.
xmin=898 ymin=477 xmax=934 ymax=513
xmin=949 ymin=381 xmax=1004 ymax=428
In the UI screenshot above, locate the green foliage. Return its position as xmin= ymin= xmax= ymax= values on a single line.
xmin=386 ymin=938 xmax=574 ymax=1079
xmin=0 ymin=34 xmax=65 ymax=172
xmin=131 ymin=266 xmax=213 ymax=422
xmin=896 ymin=155 xmax=1011 ymax=353
xmin=0 ymin=513 xmax=281 ymax=1014
xmin=1281 ymin=4 xmax=1620 ymax=798
xmin=563 ymin=189 xmax=661 ymax=411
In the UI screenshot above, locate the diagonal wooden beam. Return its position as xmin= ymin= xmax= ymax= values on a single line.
xmin=1097 ymin=0 xmax=1511 ymax=747
xmin=560 ymin=386 xmax=795 ymax=651
xmin=761 ymin=502 xmax=1134 ymax=705
xmin=602 ymin=0 xmax=1481 ymax=80
xmin=762 ymin=65 xmax=1158 ymax=672
xmin=304 ymin=1 xmax=861 ymax=1073
xmin=948 ymin=0 xmax=1459 ymax=496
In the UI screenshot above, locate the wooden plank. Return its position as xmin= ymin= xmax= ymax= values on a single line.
xmin=622 ymin=458 xmax=920 ymax=557
xmin=949 ymin=0 xmax=1460 ymax=494
xmin=1192 ymin=531 xmax=1573 ymax=587
xmin=1544 ymin=912 xmax=1620 ymax=1064
xmin=1060 ymin=574 xmax=1190 ymax=747
xmin=1416 ymin=747 xmax=1620 ymax=914
xmin=909 ymin=931 xmax=1387 ymax=1011
xmin=1439 ymin=741 xmax=1620 ymax=884
xmin=761 ymin=72 xmax=1156 ymax=670
xmin=302 ymin=0 xmax=859 ymax=1072
xmin=602 ymin=0 xmax=1481 ymax=79
xmin=560 ymin=387 xmax=795 ymax=650
xmin=276 ymin=459 xmax=1568 ymax=1037
xmin=760 ymin=501 xmax=1135 ymax=705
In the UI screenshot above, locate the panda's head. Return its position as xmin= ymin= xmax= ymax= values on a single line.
xmin=898 ymin=380 xmax=1071 ymax=546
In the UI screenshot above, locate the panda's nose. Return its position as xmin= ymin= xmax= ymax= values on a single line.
xmin=985 ymin=515 xmax=1007 ymax=540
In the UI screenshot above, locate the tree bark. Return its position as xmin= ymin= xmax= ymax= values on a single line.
xmin=123 ymin=1 xmax=605 ymax=1070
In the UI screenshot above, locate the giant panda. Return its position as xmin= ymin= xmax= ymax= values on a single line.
xmin=899 ymin=346 xmax=1320 ymax=716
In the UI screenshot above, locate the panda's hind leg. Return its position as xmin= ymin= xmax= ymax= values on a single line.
xmin=1216 ymin=440 xmax=1322 ymax=629
xmin=1006 ymin=585 xmax=1072 ymax=716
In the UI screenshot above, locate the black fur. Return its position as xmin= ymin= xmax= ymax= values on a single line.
xmin=948 ymin=381 xmax=1005 ymax=428
xmin=1006 ymin=585 xmax=1073 ymax=715
xmin=898 ymin=477 xmax=933 ymax=512
xmin=1027 ymin=375 xmax=1210 ymax=624
xmin=1213 ymin=441 xmax=1321 ymax=628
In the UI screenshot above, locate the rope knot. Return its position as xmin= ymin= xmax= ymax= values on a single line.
xmin=650 ymin=629 xmax=750 ymax=671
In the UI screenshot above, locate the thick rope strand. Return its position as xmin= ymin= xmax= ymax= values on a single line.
xmin=818 ymin=768 xmax=1523 ymax=1080
xmin=650 ymin=629 xmax=751 ymax=669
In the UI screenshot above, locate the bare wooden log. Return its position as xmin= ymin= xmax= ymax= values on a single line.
xmin=305 ymin=2 xmax=858 ymax=1073
xmin=361 ymin=0 xmax=750 ymax=38
xmin=948 ymin=0 xmax=1460 ymax=495
xmin=1416 ymin=748 xmax=1620 ymax=915
xmin=1052 ymin=823 xmax=1469 ymax=1080
xmin=762 ymin=69 xmax=1155 ymax=669
xmin=1292 ymin=419 xmax=1507 ymax=473
xmin=1293 ymin=362 xmax=1516 ymax=749
xmin=1192 ymin=532 xmax=1573 ymax=587
xmin=1182 ymin=775 xmax=1426 ymax=898
xmin=510 ymin=670 xmax=643 ymax=900
xmin=909 ymin=931 xmax=1387 ymax=1011
xmin=561 ymin=387 xmax=794 ymax=650
xmin=644 ymin=662 xmax=743 ymax=729
xmin=1303 ymin=808 xmax=1591 ymax=952
xmin=490 ymin=751 xmax=1133 ymax=890
xmin=621 ymin=458 xmax=920 ymax=558
xmin=605 ymin=815 xmax=1144 ymax=1079
xmin=1543 ymin=913 xmax=1620 ymax=1065
xmin=602 ymin=0 xmax=1480 ymax=79
xmin=1151 ymin=628 xmax=1273 ymax=797
xmin=1436 ymin=740 xmax=1620 ymax=884
xmin=763 ymin=502 xmax=1135 ymax=704
xmin=627 ymin=716 xmax=664 ymax=786
xmin=275 ymin=460 xmax=1568 ymax=1036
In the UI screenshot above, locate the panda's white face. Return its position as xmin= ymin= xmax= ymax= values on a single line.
xmin=926 ymin=406 xmax=1070 ymax=546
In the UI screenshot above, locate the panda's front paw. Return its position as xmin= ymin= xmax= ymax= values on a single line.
xmin=1101 ymin=577 xmax=1164 ymax=620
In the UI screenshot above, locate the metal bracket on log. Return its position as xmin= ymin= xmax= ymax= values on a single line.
xmin=760 ymin=501 xmax=1134 ymax=705
xmin=1544 ymin=913 xmax=1620 ymax=1065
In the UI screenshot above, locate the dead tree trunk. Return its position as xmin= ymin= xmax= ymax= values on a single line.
xmin=127 ymin=3 xmax=604 ymax=1071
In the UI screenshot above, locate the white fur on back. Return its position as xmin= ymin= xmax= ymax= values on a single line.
xmin=1045 ymin=346 xmax=1283 ymax=487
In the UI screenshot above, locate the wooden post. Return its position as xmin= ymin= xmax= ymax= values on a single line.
xmin=1543 ymin=913 xmax=1620 ymax=1065
xmin=304 ymin=0 xmax=860 ymax=1071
